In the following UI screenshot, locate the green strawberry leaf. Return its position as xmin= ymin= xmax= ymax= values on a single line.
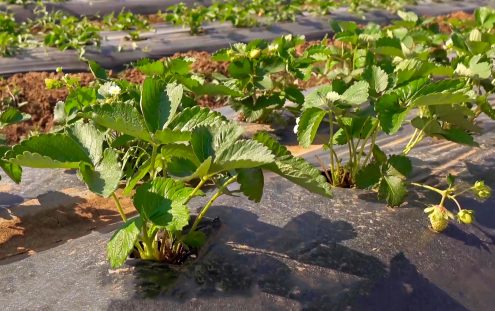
xmin=133 ymin=177 xmax=200 ymax=228
xmin=303 ymin=84 xmax=333 ymax=109
xmin=0 ymin=159 xmax=22 ymax=184
xmin=88 ymin=61 xmax=108 ymax=81
xmin=168 ymin=106 xmax=227 ymax=131
xmin=365 ymin=65 xmax=388 ymax=94
xmin=356 ymin=162 xmax=381 ymax=189
xmin=388 ymin=155 xmax=412 ymax=177
xmin=153 ymin=129 xmax=191 ymax=145
xmin=84 ymin=102 xmax=152 ymax=142
xmin=191 ymin=126 xmax=215 ymax=163
xmin=297 ymin=107 xmax=326 ymax=148
xmin=107 ymin=217 xmax=142 ymax=268
xmin=211 ymin=140 xmax=274 ymax=173
xmin=7 ymin=134 xmax=92 ymax=168
xmin=378 ymin=174 xmax=407 ymax=207
xmin=254 ymin=132 xmax=332 ymax=197
xmin=79 ymin=149 xmax=122 ymax=198
xmin=0 ymin=107 xmax=30 ymax=128
xmin=375 ymin=94 xmax=408 ymax=134
xmin=237 ymin=167 xmax=264 ymax=202
xmin=340 ymin=81 xmax=369 ymax=105
xmin=67 ymin=121 xmax=104 ymax=164
xmin=140 ymin=77 xmax=170 ymax=132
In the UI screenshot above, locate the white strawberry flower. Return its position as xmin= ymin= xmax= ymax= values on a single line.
xmin=108 ymin=84 xmax=121 ymax=96
xmin=268 ymin=43 xmax=279 ymax=51
xmin=98 ymin=82 xmax=121 ymax=97
xmin=326 ymin=91 xmax=340 ymax=102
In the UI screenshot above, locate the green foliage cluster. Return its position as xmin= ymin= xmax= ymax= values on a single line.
xmin=294 ymin=7 xmax=495 ymax=210
xmin=2 ymin=7 xmax=494 ymax=267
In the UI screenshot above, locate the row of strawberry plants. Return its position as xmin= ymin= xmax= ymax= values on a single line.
xmin=0 ymin=5 xmax=151 ymax=56
xmin=0 ymin=7 xmax=494 ymax=268
xmin=164 ymin=0 xmax=413 ymax=35
xmin=0 ymin=0 xmax=414 ymax=56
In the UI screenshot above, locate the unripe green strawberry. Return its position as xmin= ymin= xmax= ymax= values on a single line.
xmin=425 ymin=205 xmax=449 ymax=233
xmin=249 ymin=49 xmax=261 ymax=59
xmin=430 ymin=215 xmax=449 ymax=232
xmin=457 ymin=209 xmax=474 ymax=224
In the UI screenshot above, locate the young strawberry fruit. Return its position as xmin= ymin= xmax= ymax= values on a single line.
xmin=425 ymin=205 xmax=451 ymax=233
xmin=249 ymin=49 xmax=261 ymax=59
xmin=457 ymin=209 xmax=474 ymax=224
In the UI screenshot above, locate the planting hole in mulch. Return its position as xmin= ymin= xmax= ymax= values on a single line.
xmin=320 ymin=169 xmax=354 ymax=189
xmin=129 ymin=217 xmax=221 ymax=266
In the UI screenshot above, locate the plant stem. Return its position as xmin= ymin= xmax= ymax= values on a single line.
xmin=366 ymin=127 xmax=378 ymax=162
xmin=403 ymin=128 xmax=419 ymax=155
xmin=316 ymin=155 xmax=331 ymax=183
xmin=328 ymin=110 xmax=337 ymax=186
xmin=356 ymin=120 xmax=378 ymax=169
xmin=111 ymin=192 xmax=127 ymax=222
xmin=449 ymin=196 xmax=463 ymax=212
xmin=184 ymin=177 xmax=208 ymax=204
xmin=141 ymin=220 xmax=158 ymax=260
xmin=190 ymin=174 xmax=238 ymax=232
xmin=149 ymin=144 xmax=158 ymax=178
xmin=343 ymin=127 xmax=354 ymax=175
xmin=439 ymin=191 xmax=448 ymax=207
xmin=135 ymin=241 xmax=145 ymax=254
xmin=410 ymin=182 xmax=444 ymax=195
xmin=403 ymin=119 xmax=431 ymax=155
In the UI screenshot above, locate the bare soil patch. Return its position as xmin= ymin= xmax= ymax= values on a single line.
xmin=0 ymin=189 xmax=135 ymax=263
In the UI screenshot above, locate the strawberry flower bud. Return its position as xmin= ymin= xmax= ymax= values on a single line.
xmin=469 ymin=28 xmax=482 ymax=42
xmin=472 ymin=180 xmax=491 ymax=200
xmin=268 ymin=43 xmax=278 ymax=52
xmin=293 ymin=117 xmax=300 ymax=134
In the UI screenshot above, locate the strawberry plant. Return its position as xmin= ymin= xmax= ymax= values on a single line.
xmin=133 ymin=57 xmax=243 ymax=108
xmin=5 ymin=63 xmax=331 ymax=268
xmin=162 ymin=3 xmax=214 ymax=35
xmin=0 ymin=11 xmax=30 ymax=56
xmin=212 ymin=35 xmax=311 ymax=123
xmin=103 ymin=10 xmax=151 ymax=40
xmin=412 ymin=175 xmax=492 ymax=232
xmin=294 ymin=6 xmax=495 ymax=208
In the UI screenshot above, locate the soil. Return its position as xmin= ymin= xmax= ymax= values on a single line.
xmin=0 ymin=72 xmax=94 ymax=144
xmin=0 ymin=189 xmax=135 ymax=262
xmin=434 ymin=10 xmax=474 ymax=33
